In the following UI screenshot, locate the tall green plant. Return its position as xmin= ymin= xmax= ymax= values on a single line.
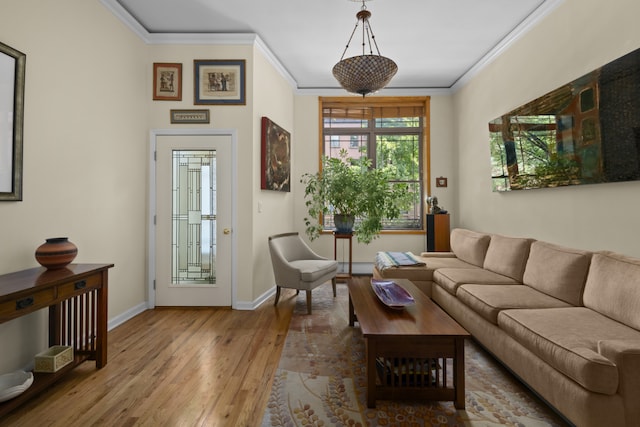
xmin=301 ymin=149 xmax=409 ymax=244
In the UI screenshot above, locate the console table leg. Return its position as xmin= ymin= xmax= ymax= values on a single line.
xmin=95 ymin=270 xmax=109 ymax=368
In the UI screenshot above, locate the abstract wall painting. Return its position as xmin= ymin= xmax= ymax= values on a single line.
xmin=261 ymin=117 xmax=290 ymax=192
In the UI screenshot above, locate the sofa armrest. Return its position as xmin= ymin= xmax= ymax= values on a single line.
xmin=598 ymin=339 xmax=640 ymax=424
xmin=419 ymin=252 xmax=456 ymax=258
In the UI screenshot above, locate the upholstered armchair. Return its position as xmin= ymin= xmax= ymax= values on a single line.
xmin=268 ymin=232 xmax=338 ymax=314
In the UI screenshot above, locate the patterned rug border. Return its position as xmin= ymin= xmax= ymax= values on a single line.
xmin=262 ymin=283 xmax=568 ymax=427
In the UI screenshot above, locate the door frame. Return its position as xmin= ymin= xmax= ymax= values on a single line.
xmin=148 ymin=128 xmax=238 ymax=309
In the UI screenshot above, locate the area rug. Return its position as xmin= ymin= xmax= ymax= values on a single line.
xmin=261 ymin=282 xmax=570 ymax=427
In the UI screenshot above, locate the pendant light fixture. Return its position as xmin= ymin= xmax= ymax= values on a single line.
xmin=332 ymin=0 xmax=398 ymax=97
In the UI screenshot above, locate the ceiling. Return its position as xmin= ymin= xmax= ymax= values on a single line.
xmin=106 ymin=0 xmax=559 ymax=93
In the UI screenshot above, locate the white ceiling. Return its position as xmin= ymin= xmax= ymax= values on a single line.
xmin=105 ymin=0 xmax=560 ymax=92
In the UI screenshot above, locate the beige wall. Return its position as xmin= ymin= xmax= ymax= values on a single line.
xmin=0 ymin=0 xmax=148 ymax=372
xmin=0 ymin=1 xmax=296 ymax=373
xmin=251 ymin=46 xmax=296 ymax=300
xmin=454 ymin=0 xmax=640 ymax=256
xmin=3 ymin=0 xmax=638 ymax=374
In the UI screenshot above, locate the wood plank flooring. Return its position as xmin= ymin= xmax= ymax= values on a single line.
xmin=1 ymin=289 xmax=298 ymax=427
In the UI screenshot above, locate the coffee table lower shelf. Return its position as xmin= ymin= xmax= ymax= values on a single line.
xmin=348 ymin=277 xmax=469 ymax=409
xmin=367 ymin=336 xmax=465 ymax=409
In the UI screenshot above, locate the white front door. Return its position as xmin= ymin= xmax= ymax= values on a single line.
xmin=154 ymin=133 xmax=233 ymax=306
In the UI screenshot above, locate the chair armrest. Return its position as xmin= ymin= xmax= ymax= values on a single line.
xmin=297 ymin=243 xmax=329 ymax=261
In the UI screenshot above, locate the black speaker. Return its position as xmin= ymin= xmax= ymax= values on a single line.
xmin=426 ymin=214 xmax=436 ymax=252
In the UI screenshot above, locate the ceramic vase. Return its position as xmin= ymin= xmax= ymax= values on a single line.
xmin=334 ymin=214 xmax=355 ymax=235
xmin=35 ymin=237 xmax=78 ymax=270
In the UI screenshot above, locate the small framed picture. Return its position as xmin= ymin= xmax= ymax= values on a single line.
xmin=194 ymin=59 xmax=246 ymax=105
xmin=436 ymin=177 xmax=448 ymax=188
xmin=170 ymin=109 xmax=210 ymax=124
xmin=153 ymin=63 xmax=182 ymax=101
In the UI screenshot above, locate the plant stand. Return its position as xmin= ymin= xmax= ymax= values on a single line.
xmin=333 ymin=232 xmax=353 ymax=281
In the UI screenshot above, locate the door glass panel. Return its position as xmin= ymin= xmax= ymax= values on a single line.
xmin=172 ymin=150 xmax=216 ymax=285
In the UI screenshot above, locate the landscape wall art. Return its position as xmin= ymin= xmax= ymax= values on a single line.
xmin=490 ymin=47 xmax=640 ymax=191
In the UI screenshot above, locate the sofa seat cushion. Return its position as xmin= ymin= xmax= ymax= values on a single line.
xmin=457 ymin=284 xmax=571 ymax=324
xmin=483 ymin=235 xmax=533 ymax=281
xmin=434 ymin=267 xmax=518 ymax=295
xmin=375 ymin=256 xmax=477 ymax=282
xmin=290 ymin=259 xmax=338 ymax=282
xmin=523 ymin=241 xmax=592 ymax=306
xmin=498 ymin=307 xmax=640 ymax=395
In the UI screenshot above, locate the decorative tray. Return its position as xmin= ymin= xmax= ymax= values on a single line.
xmin=371 ymin=279 xmax=415 ymax=309
xmin=0 ymin=370 xmax=34 ymax=403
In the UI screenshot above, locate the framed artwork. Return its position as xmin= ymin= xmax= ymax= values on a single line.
xmin=153 ymin=63 xmax=182 ymax=101
xmin=490 ymin=47 xmax=640 ymax=192
xmin=261 ymin=117 xmax=290 ymax=192
xmin=194 ymin=59 xmax=245 ymax=105
xmin=170 ymin=109 xmax=210 ymax=124
xmin=0 ymin=41 xmax=26 ymax=201
xmin=436 ymin=177 xmax=448 ymax=188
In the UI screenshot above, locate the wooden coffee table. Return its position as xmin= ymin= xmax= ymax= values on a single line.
xmin=348 ymin=277 xmax=470 ymax=408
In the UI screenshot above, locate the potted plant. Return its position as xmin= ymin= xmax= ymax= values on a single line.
xmin=301 ymin=149 xmax=410 ymax=244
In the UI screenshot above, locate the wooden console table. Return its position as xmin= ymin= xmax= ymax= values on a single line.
xmin=0 ymin=263 xmax=113 ymax=416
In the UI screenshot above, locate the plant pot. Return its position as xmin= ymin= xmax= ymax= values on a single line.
xmin=35 ymin=237 xmax=78 ymax=270
xmin=334 ymin=214 xmax=355 ymax=235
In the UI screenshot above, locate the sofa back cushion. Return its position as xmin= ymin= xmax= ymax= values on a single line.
xmin=483 ymin=234 xmax=533 ymax=281
xmin=449 ymin=228 xmax=491 ymax=267
xmin=583 ymin=251 xmax=640 ymax=330
xmin=523 ymin=241 xmax=592 ymax=306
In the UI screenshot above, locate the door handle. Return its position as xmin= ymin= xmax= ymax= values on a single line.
xmin=223 ymin=228 xmax=231 ymax=235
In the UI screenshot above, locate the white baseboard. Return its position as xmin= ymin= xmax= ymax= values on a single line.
xmin=107 ymin=302 xmax=148 ymax=331
xmin=235 ymin=262 xmax=373 ymax=310
xmin=111 ymin=265 xmax=373 ymax=321
xmin=337 ymin=262 xmax=373 ymax=276
xmin=235 ymin=286 xmax=277 ymax=310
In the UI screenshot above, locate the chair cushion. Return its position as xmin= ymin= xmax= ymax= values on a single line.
xmin=482 ymin=235 xmax=533 ymax=281
xmin=498 ymin=307 xmax=640 ymax=395
xmin=523 ymin=241 xmax=592 ymax=306
xmin=434 ymin=267 xmax=518 ymax=295
xmin=290 ymin=259 xmax=338 ymax=282
xmin=457 ymin=284 xmax=572 ymax=324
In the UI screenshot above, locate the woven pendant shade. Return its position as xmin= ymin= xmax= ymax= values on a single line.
xmin=332 ymin=55 xmax=397 ymax=96
xmin=333 ymin=1 xmax=397 ymax=96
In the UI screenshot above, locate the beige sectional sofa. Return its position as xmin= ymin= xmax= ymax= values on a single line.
xmin=373 ymin=228 xmax=640 ymax=427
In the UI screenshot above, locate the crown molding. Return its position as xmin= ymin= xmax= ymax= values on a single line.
xmin=294 ymin=87 xmax=453 ymax=97
xmin=451 ymin=0 xmax=565 ymax=92
xmin=99 ymin=0 xmax=151 ymax=42
xmin=101 ymin=0 xmax=563 ymax=95
xmin=99 ymin=0 xmax=297 ymax=89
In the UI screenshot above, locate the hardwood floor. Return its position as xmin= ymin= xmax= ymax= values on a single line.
xmin=2 ymin=290 xmax=298 ymax=427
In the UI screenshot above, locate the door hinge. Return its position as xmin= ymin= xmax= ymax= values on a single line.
xmin=154 ymin=151 xmax=157 ymax=161
xmin=153 ymin=279 xmax=156 ymax=290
